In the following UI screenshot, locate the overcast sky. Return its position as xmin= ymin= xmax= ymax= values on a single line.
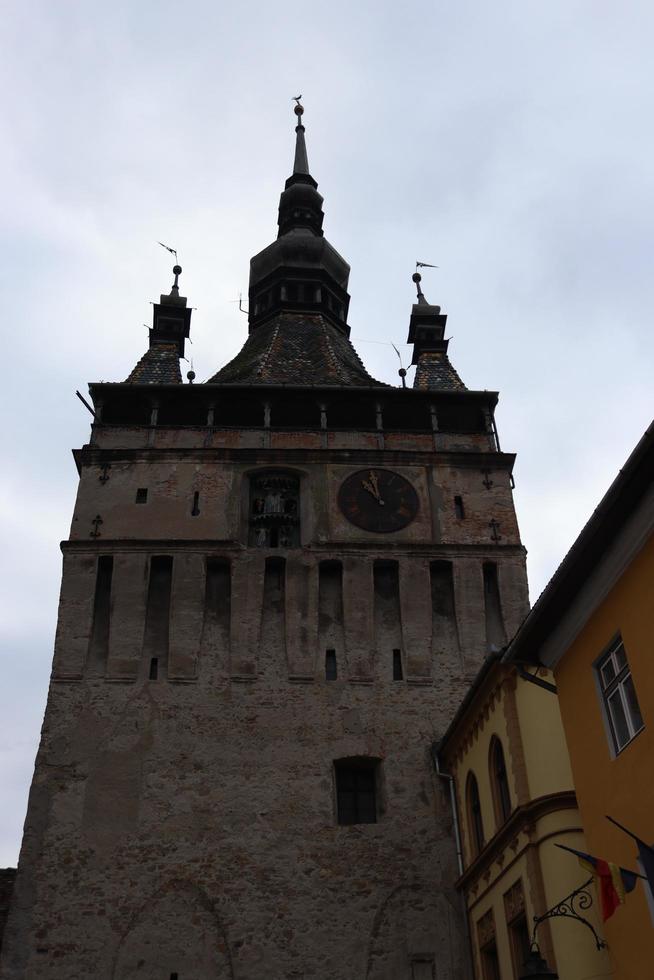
xmin=1 ymin=1 xmax=652 ymax=865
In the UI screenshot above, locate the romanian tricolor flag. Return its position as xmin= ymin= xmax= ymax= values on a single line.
xmin=555 ymin=843 xmax=639 ymax=921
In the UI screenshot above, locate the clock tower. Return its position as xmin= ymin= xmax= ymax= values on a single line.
xmin=1 ymin=105 xmax=529 ymax=980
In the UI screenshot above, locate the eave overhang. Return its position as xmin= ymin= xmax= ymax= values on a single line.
xmin=504 ymin=421 xmax=654 ymax=670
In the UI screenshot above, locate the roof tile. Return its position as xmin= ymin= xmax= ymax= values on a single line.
xmin=207 ymin=313 xmax=386 ymax=387
xmin=125 ymin=343 xmax=182 ymax=384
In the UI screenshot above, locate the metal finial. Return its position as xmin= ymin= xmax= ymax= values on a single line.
xmin=187 ymin=369 xmax=195 ymax=384
xmin=291 ymin=96 xmax=309 ymax=174
xmin=412 ymin=270 xmax=425 ymax=301
xmin=392 ymin=343 xmax=408 ymax=390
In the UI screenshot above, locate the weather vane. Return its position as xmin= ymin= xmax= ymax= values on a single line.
xmin=158 ymin=241 xmax=178 ymax=263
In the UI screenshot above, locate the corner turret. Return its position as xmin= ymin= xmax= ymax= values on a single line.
xmin=125 ymin=265 xmax=193 ymax=384
xmin=407 ymin=270 xmax=465 ymax=391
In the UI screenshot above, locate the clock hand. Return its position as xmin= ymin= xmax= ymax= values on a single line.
xmin=362 ymin=475 xmax=385 ymax=505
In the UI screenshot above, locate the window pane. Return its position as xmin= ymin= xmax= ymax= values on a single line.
xmin=357 ymin=769 xmax=375 ymax=793
xmin=608 ymin=690 xmax=630 ymax=749
xmin=357 ymin=790 xmax=377 ymax=823
xmin=481 ymin=944 xmax=501 ymax=980
xmin=623 ymin=675 xmax=644 ymax=733
xmin=339 ymin=769 xmax=356 ymax=791
xmin=510 ymin=917 xmax=531 ymax=973
xmin=493 ymin=741 xmax=511 ymax=823
xmin=601 ymin=658 xmax=616 ymax=688
xmin=615 ymin=643 xmax=627 ymax=671
xmin=338 ymin=799 xmax=357 ymax=825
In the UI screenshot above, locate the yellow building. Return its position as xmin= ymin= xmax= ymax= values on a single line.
xmin=437 ymin=650 xmax=611 ymax=979
xmin=506 ymin=423 xmax=654 ymax=980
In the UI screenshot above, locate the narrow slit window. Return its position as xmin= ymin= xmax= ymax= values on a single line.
xmin=392 ymin=649 xmax=403 ymax=681
xmin=142 ymin=556 xmax=173 ymax=678
xmin=326 ymin=649 xmax=337 ymax=681
xmin=149 ymin=657 xmax=159 ymax=680
xmin=88 ymin=555 xmax=113 ymax=671
xmin=191 ymin=491 xmax=200 ymax=516
xmin=454 ymin=495 xmax=465 ymax=519
xmin=136 ymin=488 xmax=148 ymax=504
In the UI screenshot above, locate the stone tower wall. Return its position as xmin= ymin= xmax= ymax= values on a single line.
xmin=1 ymin=422 xmax=528 ymax=980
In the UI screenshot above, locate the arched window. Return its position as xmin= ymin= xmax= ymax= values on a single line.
xmin=466 ymin=772 xmax=484 ymax=857
xmin=489 ymin=737 xmax=512 ymax=826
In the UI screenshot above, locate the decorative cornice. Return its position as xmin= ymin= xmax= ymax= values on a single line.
xmin=456 ymin=791 xmax=578 ymax=892
xmin=75 ymin=446 xmax=517 ymax=468
xmin=60 ymin=539 xmax=526 ymax=560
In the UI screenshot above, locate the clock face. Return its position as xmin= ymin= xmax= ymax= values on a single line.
xmin=338 ymin=468 xmax=419 ymax=532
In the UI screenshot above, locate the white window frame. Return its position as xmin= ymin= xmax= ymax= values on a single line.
xmin=595 ymin=636 xmax=644 ymax=754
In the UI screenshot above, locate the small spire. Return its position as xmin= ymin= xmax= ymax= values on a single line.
xmin=292 ymin=96 xmax=310 ymax=175
xmin=412 ymin=271 xmax=428 ymax=305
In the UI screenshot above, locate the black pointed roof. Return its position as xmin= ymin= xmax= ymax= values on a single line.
xmin=209 ymin=102 xmax=385 ymax=387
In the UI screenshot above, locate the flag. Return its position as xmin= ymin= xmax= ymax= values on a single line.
xmin=555 ymin=843 xmax=639 ymax=921
xmin=636 ymin=839 xmax=654 ymax=902
xmin=606 ymin=815 xmax=654 ymax=904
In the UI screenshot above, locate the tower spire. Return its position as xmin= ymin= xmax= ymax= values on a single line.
xmin=276 ymin=98 xmax=324 ymax=238
xmin=292 ymin=97 xmax=310 ymax=175
xmin=244 ymin=99 xmax=352 ymax=338
xmin=124 ymin=262 xmax=192 ymax=384
xmin=406 ymin=271 xmax=466 ymax=391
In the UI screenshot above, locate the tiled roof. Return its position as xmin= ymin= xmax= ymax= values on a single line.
xmin=413 ymin=352 xmax=466 ymax=391
xmin=208 ymin=313 xmax=386 ymax=387
xmin=125 ymin=343 xmax=182 ymax=384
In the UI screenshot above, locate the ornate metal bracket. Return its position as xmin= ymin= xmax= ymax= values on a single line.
xmin=531 ymin=876 xmax=606 ymax=951
xmin=489 ymin=519 xmax=502 ymax=542
xmin=90 ymin=515 xmax=103 ymax=538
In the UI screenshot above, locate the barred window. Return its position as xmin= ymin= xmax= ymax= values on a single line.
xmin=335 ymin=758 xmax=378 ymax=825
xmin=597 ymin=637 xmax=644 ymax=752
